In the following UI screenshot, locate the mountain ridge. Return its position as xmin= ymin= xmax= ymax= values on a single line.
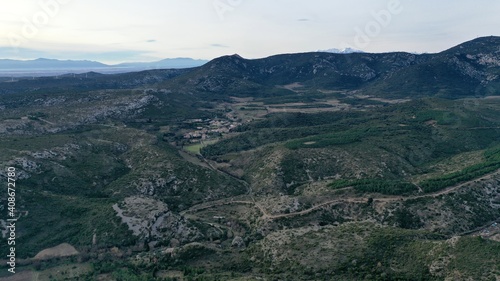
xmin=160 ymin=36 xmax=500 ymax=99
xmin=0 ymin=36 xmax=499 ymax=280
xmin=319 ymin=47 xmax=365 ymax=54
xmin=0 ymin=57 xmax=208 ymax=77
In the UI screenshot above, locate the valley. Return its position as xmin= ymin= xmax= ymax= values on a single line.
xmin=0 ymin=37 xmax=500 ymax=280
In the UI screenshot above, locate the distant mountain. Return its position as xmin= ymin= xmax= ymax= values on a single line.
xmin=319 ymin=47 xmax=365 ymax=54
xmin=161 ymin=36 xmax=500 ymax=99
xmin=3 ymin=37 xmax=500 ymax=99
xmin=0 ymin=68 xmax=190 ymax=95
xmin=0 ymin=57 xmax=208 ymax=77
xmin=2 ymin=36 xmax=500 ymax=281
xmin=0 ymin=58 xmax=107 ymax=69
xmin=115 ymin=58 xmax=209 ymax=70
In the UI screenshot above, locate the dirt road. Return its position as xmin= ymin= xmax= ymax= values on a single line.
xmin=182 ymin=169 xmax=500 ymax=221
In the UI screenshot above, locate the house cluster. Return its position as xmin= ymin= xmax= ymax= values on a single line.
xmin=183 ymin=118 xmax=240 ymax=141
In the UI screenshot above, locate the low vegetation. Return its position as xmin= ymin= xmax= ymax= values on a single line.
xmin=1 ymin=37 xmax=500 ymax=280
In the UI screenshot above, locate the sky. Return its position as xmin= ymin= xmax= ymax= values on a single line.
xmin=0 ymin=0 xmax=499 ymax=64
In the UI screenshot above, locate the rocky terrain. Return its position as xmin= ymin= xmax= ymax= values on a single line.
xmin=0 ymin=37 xmax=499 ymax=280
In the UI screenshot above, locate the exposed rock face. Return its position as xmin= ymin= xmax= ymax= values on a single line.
xmin=12 ymin=158 xmax=40 ymax=173
xmin=113 ymin=196 xmax=203 ymax=245
xmin=231 ymin=236 xmax=245 ymax=248
xmin=113 ymin=196 xmax=168 ymax=237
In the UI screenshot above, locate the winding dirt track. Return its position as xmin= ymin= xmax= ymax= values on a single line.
xmin=263 ymin=198 xmax=366 ymax=220
xmin=182 ymin=169 xmax=500 ymax=221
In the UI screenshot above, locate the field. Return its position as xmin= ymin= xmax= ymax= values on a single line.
xmin=184 ymin=139 xmax=219 ymax=154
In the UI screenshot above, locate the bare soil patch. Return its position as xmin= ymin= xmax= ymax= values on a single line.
xmin=33 ymin=243 xmax=79 ymax=260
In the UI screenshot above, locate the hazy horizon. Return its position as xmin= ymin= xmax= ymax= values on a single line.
xmin=1 ymin=0 xmax=499 ymax=64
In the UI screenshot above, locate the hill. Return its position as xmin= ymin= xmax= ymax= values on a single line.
xmin=0 ymin=37 xmax=499 ymax=280
xmin=159 ymin=36 xmax=500 ymax=100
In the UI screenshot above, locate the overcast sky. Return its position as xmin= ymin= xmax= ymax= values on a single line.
xmin=0 ymin=0 xmax=498 ymax=64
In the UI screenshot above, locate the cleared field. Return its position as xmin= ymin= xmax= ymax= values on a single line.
xmin=184 ymin=139 xmax=219 ymax=154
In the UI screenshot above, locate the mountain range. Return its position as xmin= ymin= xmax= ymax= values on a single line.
xmin=319 ymin=47 xmax=365 ymax=54
xmin=0 ymin=57 xmax=208 ymax=77
xmin=159 ymin=36 xmax=500 ymax=100
xmin=0 ymin=36 xmax=499 ymax=280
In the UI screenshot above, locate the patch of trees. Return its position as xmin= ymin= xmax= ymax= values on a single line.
xmin=420 ymin=146 xmax=500 ymax=192
xmin=329 ymin=179 xmax=417 ymax=195
xmin=394 ymin=208 xmax=424 ymax=229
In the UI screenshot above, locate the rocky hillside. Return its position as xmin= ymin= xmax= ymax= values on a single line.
xmin=0 ymin=37 xmax=499 ymax=280
xmin=160 ymin=36 xmax=500 ymax=99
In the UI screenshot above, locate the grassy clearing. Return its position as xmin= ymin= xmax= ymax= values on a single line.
xmin=184 ymin=139 xmax=219 ymax=154
xmin=185 ymin=143 xmax=204 ymax=154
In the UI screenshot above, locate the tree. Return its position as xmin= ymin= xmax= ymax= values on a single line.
xmin=394 ymin=208 xmax=423 ymax=229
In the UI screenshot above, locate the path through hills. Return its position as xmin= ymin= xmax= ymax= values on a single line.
xmin=182 ymin=169 xmax=500 ymax=221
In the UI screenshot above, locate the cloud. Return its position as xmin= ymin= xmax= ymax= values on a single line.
xmin=1 ymin=1 xmax=499 ymax=61
xmin=211 ymin=44 xmax=229 ymax=48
